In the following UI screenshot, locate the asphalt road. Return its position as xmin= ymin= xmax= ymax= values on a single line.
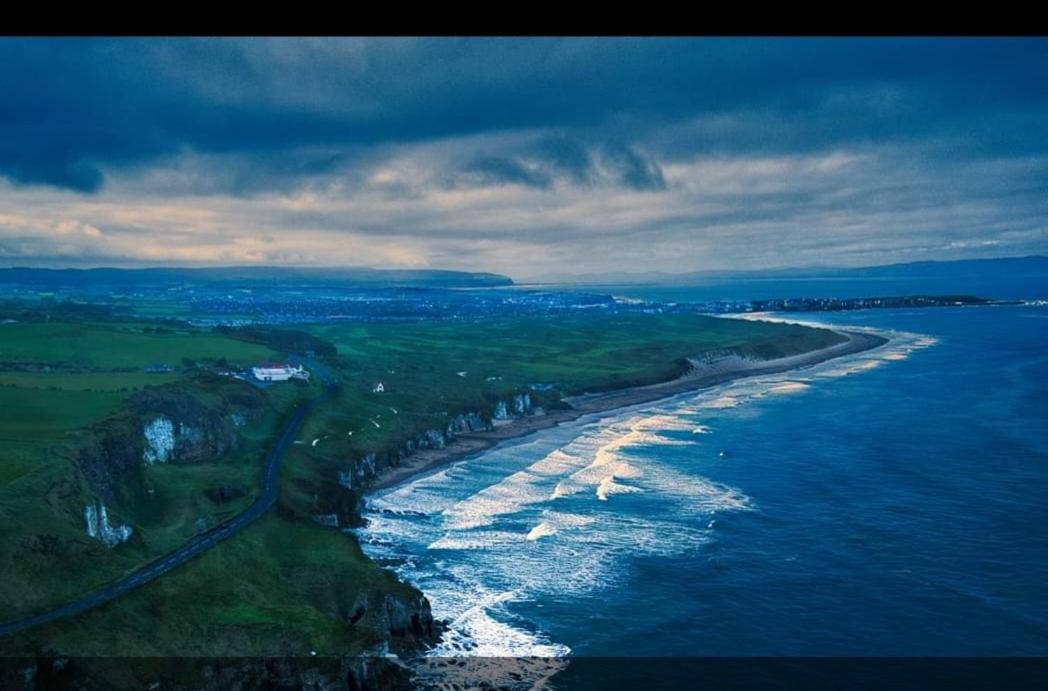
xmin=0 ymin=393 xmax=323 ymax=638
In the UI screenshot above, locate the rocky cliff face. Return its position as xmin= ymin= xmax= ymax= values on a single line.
xmin=313 ymin=394 xmax=537 ymax=529
xmin=76 ymin=379 xmax=265 ymax=500
xmin=446 ymin=411 xmax=489 ymax=435
xmin=344 ymin=590 xmax=439 ymax=651
xmin=319 ymin=397 xmax=531 ymax=530
xmin=74 ymin=422 xmax=146 ymax=503
xmin=511 ymin=392 xmax=531 ymax=415
xmin=133 ymin=387 xmax=250 ymax=464
xmin=493 ymin=393 xmax=533 ymax=421
xmin=83 ymin=502 xmax=132 ymax=547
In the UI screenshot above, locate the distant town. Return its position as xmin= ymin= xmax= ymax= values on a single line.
xmin=0 ymin=272 xmax=1012 ymax=330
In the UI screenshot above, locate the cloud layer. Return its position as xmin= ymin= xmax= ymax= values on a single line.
xmin=1 ymin=37 xmax=1046 ymax=277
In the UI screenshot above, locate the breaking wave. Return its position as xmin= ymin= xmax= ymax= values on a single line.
xmin=356 ymin=318 xmax=936 ymax=671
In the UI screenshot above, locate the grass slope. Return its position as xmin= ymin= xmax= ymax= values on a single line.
xmin=0 ymin=320 xmax=292 ymax=619
xmin=1 ymin=310 xmax=843 ymax=656
xmin=295 ymin=312 xmax=843 ymax=464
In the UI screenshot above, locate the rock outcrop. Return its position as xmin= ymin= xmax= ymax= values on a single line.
xmin=511 ymin=392 xmax=531 ymax=415
xmin=76 ymin=378 xmax=265 ymax=499
xmin=312 ymin=513 xmax=340 ymax=528
xmin=74 ymin=425 xmax=146 ymax=502
xmin=420 ymin=429 xmax=445 ymax=450
xmin=492 ymin=393 xmax=534 ymax=422
xmin=133 ymin=388 xmax=238 ymax=464
xmin=304 ymin=393 xmax=542 ymax=536
xmin=445 ymin=412 xmax=491 ymax=439
xmin=83 ymin=502 xmax=132 ymax=548
xmin=344 ymin=590 xmax=438 ymax=649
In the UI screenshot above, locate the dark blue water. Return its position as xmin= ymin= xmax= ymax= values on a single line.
xmin=360 ymin=303 xmax=1048 ymax=663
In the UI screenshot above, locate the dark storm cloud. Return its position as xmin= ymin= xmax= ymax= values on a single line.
xmin=600 ymin=143 xmax=666 ymax=191
xmin=452 ymin=139 xmax=664 ymax=191
xmin=1 ymin=37 xmax=1047 ymax=275
xmin=459 ymin=156 xmax=553 ymax=189
xmin=532 ymin=137 xmax=593 ymax=184
xmin=3 ymin=37 xmax=1048 ymax=194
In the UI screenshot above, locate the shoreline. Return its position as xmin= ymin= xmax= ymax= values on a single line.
xmin=368 ymin=329 xmax=888 ymax=493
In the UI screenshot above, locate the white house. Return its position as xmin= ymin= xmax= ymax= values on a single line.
xmin=252 ymin=361 xmax=309 ymax=382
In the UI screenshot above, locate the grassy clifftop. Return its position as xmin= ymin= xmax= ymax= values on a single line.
xmin=295 ymin=312 xmax=842 ymax=460
xmin=0 ymin=321 xmax=291 ymax=618
xmin=0 ymin=309 xmax=843 ymax=658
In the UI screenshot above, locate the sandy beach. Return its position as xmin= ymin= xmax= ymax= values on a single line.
xmin=370 ymin=329 xmax=888 ymax=492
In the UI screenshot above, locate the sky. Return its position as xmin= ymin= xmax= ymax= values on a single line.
xmin=1 ymin=37 xmax=1047 ymax=280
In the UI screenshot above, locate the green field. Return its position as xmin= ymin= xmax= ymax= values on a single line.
xmin=1 ymin=513 xmax=414 ymax=657
xmin=0 ymin=321 xmax=274 ymax=370
xmin=0 ymin=309 xmax=844 ymax=657
xmin=0 ymin=371 xmax=182 ymax=391
xmin=0 ymin=320 xmax=299 ymax=621
xmin=294 ymin=312 xmax=843 ymax=465
xmin=0 ymin=387 xmax=131 ymax=484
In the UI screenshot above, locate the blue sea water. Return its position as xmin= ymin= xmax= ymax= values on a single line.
xmin=358 ymin=302 xmax=1048 ymax=664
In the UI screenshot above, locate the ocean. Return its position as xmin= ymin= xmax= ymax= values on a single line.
xmin=356 ymin=292 xmax=1048 ymax=678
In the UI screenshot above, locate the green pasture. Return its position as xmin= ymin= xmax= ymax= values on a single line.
xmin=0 ymin=321 xmax=274 ymax=371
xmin=0 ymin=309 xmax=844 ymax=656
xmin=294 ymin=312 xmax=844 ymax=464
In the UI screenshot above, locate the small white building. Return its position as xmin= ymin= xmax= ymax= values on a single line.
xmin=252 ymin=361 xmax=309 ymax=382
xmin=372 ymin=382 xmax=385 ymax=393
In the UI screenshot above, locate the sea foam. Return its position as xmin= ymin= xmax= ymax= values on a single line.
xmin=357 ymin=317 xmax=937 ymax=666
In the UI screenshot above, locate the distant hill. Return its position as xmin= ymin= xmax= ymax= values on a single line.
xmin=528 ymin=256 xmax=1048 ymax=285
xmin=0 ymin=266 xmax=514 ymax=289
xmin=804 ymin=256 xmax=1048 ymax=280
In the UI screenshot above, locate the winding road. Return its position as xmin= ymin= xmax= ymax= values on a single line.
xmin=0 ymin=394 xmax=323 ymax=638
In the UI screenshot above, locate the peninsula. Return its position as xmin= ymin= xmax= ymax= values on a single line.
xmin=0 ymin=297 xmax=883 ymax=688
